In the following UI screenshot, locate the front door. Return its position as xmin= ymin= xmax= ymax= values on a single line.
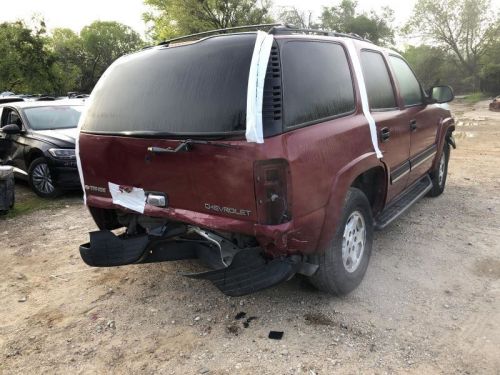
xmin=388 ymin=56 xmax=438 ymax=186
xmin=0 ymin=107 xmax=26 ymax=173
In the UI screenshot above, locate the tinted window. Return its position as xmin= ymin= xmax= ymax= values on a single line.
xmin=360 ymin=51 xmax=397 ymax=110
xmin=389 ymin=56 xmax=423 ymax=106
xmin=282 ymin=41 xmax=355 ymax=127
xmin=82 ymin=34 xmax=257 ymax=135
xmin=24 ymin=106 xmax=83 ymax=130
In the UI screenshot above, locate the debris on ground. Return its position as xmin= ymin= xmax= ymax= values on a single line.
xmin=268 ymin=331 xmax=284 ymax=340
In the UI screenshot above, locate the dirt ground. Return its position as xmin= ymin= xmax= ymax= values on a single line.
xmin=1 ymin=100 xmax=499 ymax=375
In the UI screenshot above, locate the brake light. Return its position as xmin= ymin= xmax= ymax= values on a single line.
xmin=254 ymin=159 xmax=292 ymax=225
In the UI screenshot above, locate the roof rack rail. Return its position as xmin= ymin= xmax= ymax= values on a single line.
xmin=270 ymin=24 xmax=371 ymax=43
xmin=156 ymin=23 xmax=372 ymax=48
xmin=158 ymin=23 xmax=281 ymax=47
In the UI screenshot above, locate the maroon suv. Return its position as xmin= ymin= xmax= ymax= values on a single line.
xmin=77 ymin=25 xmax=455 ymax=296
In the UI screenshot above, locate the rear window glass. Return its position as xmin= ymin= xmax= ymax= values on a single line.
xmin=24 ymin=106 xmax=83 ymax=130
xmin=82 ymin=34 xmax=257 ymax=135
xmin=281 ymin=41 xmax=355 ymax=128
xmin=360 ymin=51 xmax=397 ymax=110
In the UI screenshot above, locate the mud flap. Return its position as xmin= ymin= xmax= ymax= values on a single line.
xmin=446 ymin=133 xmax=456 ymax=149
xmin=183 ymin=248 xmax=301 ymax=296
xmin=79 ymin=231 xmax=149 ymax=267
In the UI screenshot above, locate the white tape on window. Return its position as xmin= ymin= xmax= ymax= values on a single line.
xmin=345 ymin=40 xmax=383 ymax=159
xmin=108 ymin=182 xmax=146 ymax=214
xmin=246 ymin=31 xmax=274 ymax=144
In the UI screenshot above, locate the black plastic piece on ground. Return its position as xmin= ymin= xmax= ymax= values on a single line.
xmin=235 ymin=312 xmax=247 ymax=320
xmin=183 ymin=248 xmax=300 ymax=296
xmin=79 ymin=231 xmax=149 ymax=267
xmin=268 ymin=331 xmax=284 ymax=340
xmin=374 ymin=175 xmax=432 ymax=230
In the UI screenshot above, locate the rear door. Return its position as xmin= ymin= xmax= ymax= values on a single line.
xmin=388 ymin=55 xmax=438 ymax=186
xmin=360 ymin=50 xmax=411 ymax=202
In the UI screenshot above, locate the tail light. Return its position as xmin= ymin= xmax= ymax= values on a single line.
xmin=254 ymin=159 xmax=292 ymax=225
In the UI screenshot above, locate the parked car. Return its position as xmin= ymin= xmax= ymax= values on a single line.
xmin=77 ymin=25 xmax=455 ymax=296
xmin=0 ymin=100 xmax=84 ymax=197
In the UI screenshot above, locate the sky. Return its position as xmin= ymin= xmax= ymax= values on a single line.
xmin=0 ymin=0 xmax=420 ymax=37
xmin=0 ymin=0 xmax=498 ymax=38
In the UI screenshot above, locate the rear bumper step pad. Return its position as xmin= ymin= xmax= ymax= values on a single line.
xmin=80 ymin=231 xmax=317 ymax=296
xmin=80 ymin=231 xmax=150 ymax=267
xmin=184 ymin=248 xmax=302 ymax=297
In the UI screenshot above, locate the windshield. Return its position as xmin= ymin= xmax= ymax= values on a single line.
xmin=24 ymin=106 xmax=83 ymax=130
xmin=81 ymin=34 xmax=257 ymax=136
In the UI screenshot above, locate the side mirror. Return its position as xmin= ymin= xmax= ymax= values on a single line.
xmin=430 ymin=85 xmax=454 ymax=104
xmin=1 ymin=124 xmax=21 ymax=135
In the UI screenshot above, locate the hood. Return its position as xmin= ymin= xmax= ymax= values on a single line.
xmin=32 ymin=128 xmax=78 ymax=148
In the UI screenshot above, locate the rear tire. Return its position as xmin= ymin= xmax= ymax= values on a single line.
xmin=309 ymin=188 xmax=373 ymax=295
xmin=28 ymin=157 xmax=62 ymax=198
xmin=428 ymin=143 xmax=450 ymax=197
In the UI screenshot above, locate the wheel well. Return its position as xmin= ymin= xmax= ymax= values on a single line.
xmin=351 ymin=167 xmax=386 ymax=215
xmin=26 ymin=149 xmax=44 ymax=167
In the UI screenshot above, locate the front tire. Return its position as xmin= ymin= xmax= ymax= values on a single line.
xmin=428 ymin=143 xmax=450 ymax=197
xmin=28 ymin=157 xmax=62 ymax=198
xmin=309 ymin=188 xmax=374 ymax=295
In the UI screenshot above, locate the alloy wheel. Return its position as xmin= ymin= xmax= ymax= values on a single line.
xmin=342 ymin=211 xmax=366 ymax=273
xmin=438 ymin=152 xmax=446 ymax=187
xmin=32 ymin=163 xmax=55 ymax=195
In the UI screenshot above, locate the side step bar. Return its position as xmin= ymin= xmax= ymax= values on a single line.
xmin=374 ymin=175 xmax=432 ymax=230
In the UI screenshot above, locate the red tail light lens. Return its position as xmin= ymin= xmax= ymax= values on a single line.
xmin=254 ymin=159 xmax=292 ymax=225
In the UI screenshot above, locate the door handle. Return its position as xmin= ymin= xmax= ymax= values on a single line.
xmin=410 ymin=119 xmax=417 ymax=131
xmin=380 ymin=127 xmax=391 ymax=142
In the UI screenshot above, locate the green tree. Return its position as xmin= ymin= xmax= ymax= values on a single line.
xmin=403 ymin=44 xmax=469 ymax=93
xmin=404 ymin=0 xmax=500 ymax=91
xmin=0 ymin=20 xmax=57 ymax=94
xmin=79 ymin=21 xmax=144 ymax=92
xmin=143 ymin=0 xmax=274 ymax=42
xmin=277 ymin=7 xmax=316 ymax=29
xmin=50 ymin=28 xmax=84 ymax=94
xmin=403 ymin=45 xmax=446 ymax=88
xmin=479 ymin=38 xmax=500 ymax=93
xmin=320 ymin=0 xmax=395 ymax=45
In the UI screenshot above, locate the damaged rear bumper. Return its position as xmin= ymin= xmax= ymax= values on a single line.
xmin=86 ymin=195 xmax=322 ymax=256
xmin=79 ymin=229 xmax=318 ymax=296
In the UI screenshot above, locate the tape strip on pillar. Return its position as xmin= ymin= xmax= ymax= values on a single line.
xmin=75 ymin=99 xmax=88 ymax=204
xmin=246 ymin=31 xmax=274 ymax=144
xmin=345 ymin=39 xmax=383 ymax=159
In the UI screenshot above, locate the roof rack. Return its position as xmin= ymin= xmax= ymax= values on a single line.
xmin=270 ymin=24 xmax=371 ymax=43
xmin=158 ymin=23 xmax=281 ymax=47
xmin=156 ymin=23 xmax=372 ymax=48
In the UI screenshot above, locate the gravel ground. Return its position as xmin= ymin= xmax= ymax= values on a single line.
xmin=1 ymin=100 xmax=499 ymax=374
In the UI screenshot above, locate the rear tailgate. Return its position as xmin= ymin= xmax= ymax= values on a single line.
xmin=79 ymin=133 xmax=259 ymax=222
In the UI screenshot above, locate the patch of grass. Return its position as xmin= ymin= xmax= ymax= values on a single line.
xmin=463 ymin=92 xmax=488 ymax=104
xmin=2 ymin=196 xmax=65 ymax=219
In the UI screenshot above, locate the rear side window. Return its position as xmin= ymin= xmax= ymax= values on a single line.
xmin=281 ymin=41 xmax=355 ymax=128
xmin=389 ymin=56 xmax=423 ymax=106
xmin=360 ymin=51 xmax=397 ymax=110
